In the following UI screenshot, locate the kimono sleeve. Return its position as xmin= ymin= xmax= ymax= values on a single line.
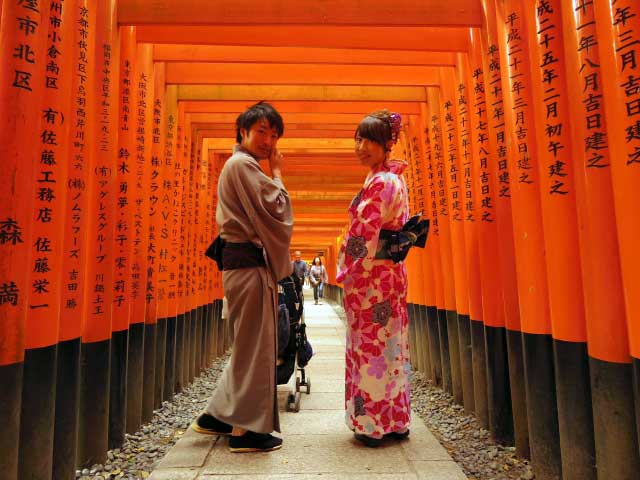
xmin=230 ymin=159 xmax=293 ymax=280
xmin=336 ymin=174 xmax=393 ymax=283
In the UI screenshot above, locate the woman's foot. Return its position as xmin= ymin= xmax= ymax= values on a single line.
xmin=229 ymin=431 xmax=283 ymax=452
xmin=191 ymin=413 xmax=233 ymax=435
xmin=354 ymin=433 xmax=383 ymax=448
xmin=384 ymin=429 xmax=410 ymax=441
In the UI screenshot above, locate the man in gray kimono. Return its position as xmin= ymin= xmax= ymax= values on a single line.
xmin=192 ymin=102 xmax=293 ymax=452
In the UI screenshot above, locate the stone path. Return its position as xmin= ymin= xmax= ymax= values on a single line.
xmin=149 ymin=290 xmax=468 ymax=480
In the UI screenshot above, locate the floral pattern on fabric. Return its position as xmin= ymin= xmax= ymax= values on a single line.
xmin=337 ymin=161 xmax=411 ymax=439
xmin=372 ymin=300 xmax=392 ymax=327
xmin=346 ymin=236 xmax=368 ymax=258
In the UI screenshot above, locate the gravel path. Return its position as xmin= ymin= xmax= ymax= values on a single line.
xmin=411 ymin=372 xmax=534 ymax=480
xmin=78 ymin=301 xmax=534 ymax=480
xmin=76 ymin=353 xmax=230 ymax=480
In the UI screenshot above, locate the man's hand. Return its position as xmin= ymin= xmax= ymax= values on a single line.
xmin=270 ymin=148 xmax=283 ymax=179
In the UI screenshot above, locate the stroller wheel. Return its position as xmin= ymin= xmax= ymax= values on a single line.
xmin=295 ymin=376 xmax=301 ymax=392
xmin=305 ymin=377 xmax=311 ymax=394
xmin=286 ymin=393 xmax=296 ymax=412
xmin=286 ymin=392 xmax=301 ymax=412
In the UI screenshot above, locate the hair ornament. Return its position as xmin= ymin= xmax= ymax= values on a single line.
xmin=388 ymin=112 xmax=402 ymax=144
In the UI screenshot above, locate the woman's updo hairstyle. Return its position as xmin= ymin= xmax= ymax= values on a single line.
xmin=354 ymin=110 xmax=402 ymax=151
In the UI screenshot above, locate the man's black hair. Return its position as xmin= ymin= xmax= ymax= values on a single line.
xmin=235 ymin=101 xmax=284 ymax=143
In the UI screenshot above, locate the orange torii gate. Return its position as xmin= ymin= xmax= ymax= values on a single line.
xmin=0 ymin=1 xmax=639 ymax=480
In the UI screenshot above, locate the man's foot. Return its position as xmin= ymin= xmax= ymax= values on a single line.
xmin=229 ymin=431 xmax=283 ymax=452
xmin=191 ymin=413 xmax=233 ymax=435
xmin=384 ymin=429 xmax=410 ymax=441
xmin=314 ymin=300 xmax=318 ymax=304
xmin=354 ymin=433 xmax=383 ymax=448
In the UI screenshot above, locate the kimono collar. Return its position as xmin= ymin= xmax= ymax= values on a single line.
xmin=371 ymin=159 xmax=408 ymax=176
xmin=233 ymin=144 xmax=259 ymax=162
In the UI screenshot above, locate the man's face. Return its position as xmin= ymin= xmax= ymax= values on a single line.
xmin=295 ymin=255 xmax=301 ymax=262
xmin=240 ymin=118 xmax=279 ymax=160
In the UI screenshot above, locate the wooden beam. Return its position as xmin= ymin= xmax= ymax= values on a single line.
xmin=119 ymin=0 xmax=482 ymax=27
xmin=198 ymin=128 xmax=355 ymax=139
xmin=178 ymin=85 xmax=428 ymax=102
xmin=205 ymin=137 xmax=356 ymax=151
xmin=183 ymin=100 xmax=423 ymax=115
xmin=154 ymin=45 xmax=458 ymax=66
xmin=290 ymin=192 xmax=355 ymax=201
xmin=165 ymin=63 xmax=440 ymax=86
xmin=136 ymin=26 xmax=470 ymax=52
xmin=193 ymin=122 xmax=359 ymax=131
xmin=190 ymin=112 xmax=383 ymax=125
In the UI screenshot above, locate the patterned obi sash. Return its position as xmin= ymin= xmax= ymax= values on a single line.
xmin=374 ymin=214 xmax=430 ymax=263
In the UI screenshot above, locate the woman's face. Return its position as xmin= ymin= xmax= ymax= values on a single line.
xmin=355 ymin=135 xmax=386 ymax=169
xmin=313 ymin=257 xmax=320 ymax=266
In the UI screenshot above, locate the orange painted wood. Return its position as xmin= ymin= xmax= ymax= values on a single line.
xmin=467 ymin=27 xmax=503 ymax=328
xmin=0 ymin=0 xmax=48 ymax=364
xmin=479 ymin=0 xmax=520 ymax=331
xmin=60 ymin=0 xmax=96 ymax=341
xmin=166 ymin=63 xmax=440 ymax=87
xmin=415 ymin=109 xmax=440 ymax=309
xmin=177 ymin=85 xmax=429 ymax=102
xmin=154 ymin=66 xmax=171 ymax=321
xmin=395 ymin=129 xmax=420 ymax=306
xmin=146 ymin=62 xmax=166 ymax=324
xmin=154 ymin=45 xmax=458 ymax=67
xmin=593 ymin=0 xmax=640 ymax=360
xmin=558 ymin=0 xmax=629 ymax=363
xmin=119 ymin=0 xmax=482 ymax=27
xmin=130 ymin=43 xmax=153 ymax=325
xmin=82 ymin=0 xmax=118 ymax=343
xmin=175 ymin=104 xmax=188 ymax=316
xmin=407 ymin=116 xmax=429 ymax=307
xmin=455 ymin=53 xmax=483 ymax=322
xmin=136 ymin=25 xmax=470 ymax=52
xmin=523 ymin=0 xmax=587 ymax=343
xmin=427 ymin=87 xmax=457 ymax=312
xmin=199 ymin=129 xmax=355 ymax=139
xmin=495 ymin=0 xmax=552 ymax=335
xmin=112 ymin=26 xmax=137 ymax=332
xmin=439 ymin=67 xmax=471 ymax=316
xmin=189 ymin=112 xmax=379 ymax=126
xmin=162 ymin=85 xmax=179 ymax=317
xmin=183 ymin=101 xmax=423 ymax=115
xmin=25 ymin=0 xmax=74 ymax=348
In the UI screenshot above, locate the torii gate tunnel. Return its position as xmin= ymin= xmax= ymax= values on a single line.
xmin=1 ymin=0 xmax=639 ymax=479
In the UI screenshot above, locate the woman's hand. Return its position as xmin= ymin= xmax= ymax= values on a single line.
xmin=270 ymin=148 xmax=283 ymax=179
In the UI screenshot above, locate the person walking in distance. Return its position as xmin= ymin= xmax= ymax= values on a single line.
xmin=309 ymin=256 xmax=328 ymax=305
xmin=291 ymin=250 xmax=308 ymax=289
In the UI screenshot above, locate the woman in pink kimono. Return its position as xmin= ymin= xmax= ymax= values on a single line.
xmin=337 ymin=111 xmax=412 ymax=447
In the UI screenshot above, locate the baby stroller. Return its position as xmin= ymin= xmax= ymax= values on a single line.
xmin=277 ymin=274 xmax=312 ymax=412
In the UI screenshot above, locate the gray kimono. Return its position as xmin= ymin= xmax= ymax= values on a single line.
xmin=206 ymin=146 xmax=293 ymax=433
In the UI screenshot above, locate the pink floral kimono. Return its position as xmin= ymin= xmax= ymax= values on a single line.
xmin=337 ymin=160 xmax=411 ymax=439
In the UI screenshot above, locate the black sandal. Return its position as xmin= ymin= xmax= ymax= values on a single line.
xmin=354 ymin=433 xmax=383 ymax=448
xmin=229 ymin=431 xmax=283 ymax=453
xmin=384 ymin=429 xmax=410 ymax=441
xmin=191 ymin=413 xmax=233 ymax=435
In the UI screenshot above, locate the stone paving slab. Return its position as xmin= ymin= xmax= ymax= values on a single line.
xmin=202 ymin=432 xmax=414 ymax=475
xmin=150 ymin=300 xmax=467 ymax=480
xmin=198 ymin=474 xmax=420 ymax=480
